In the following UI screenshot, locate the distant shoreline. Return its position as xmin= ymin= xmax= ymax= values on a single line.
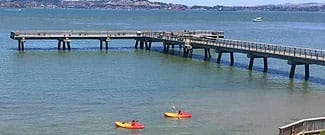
xmin=0 ymin=1 xmax=324 ymax=12
xmin=1 ymin=7 xmax=325 ymax=13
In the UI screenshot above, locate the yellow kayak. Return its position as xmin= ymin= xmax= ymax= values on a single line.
xmin=164 ymin=112 xmax=192 ymax=118
xmin=115 ymin=121 xmax=144 ymax=129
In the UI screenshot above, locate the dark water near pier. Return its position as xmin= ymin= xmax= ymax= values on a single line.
xmin=1 ymin=9 xmax=325 ymax=135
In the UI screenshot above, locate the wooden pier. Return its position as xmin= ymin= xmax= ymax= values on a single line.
xmin=279 ymin=117 xmax=325 ymax=135
xmin=10 ymin=30 xmax=325 ymax=81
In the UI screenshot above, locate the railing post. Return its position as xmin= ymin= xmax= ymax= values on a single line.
xmin=294 ymin=48 xmax=296 ymax=56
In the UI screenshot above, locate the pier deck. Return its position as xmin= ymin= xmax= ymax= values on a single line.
xmin=279 ymin=117 xmax=325 ymax=135
xmin=10 ymin=30 xmax=325 ymax=81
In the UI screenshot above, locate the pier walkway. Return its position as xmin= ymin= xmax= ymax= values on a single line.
xmin=10 ymin=30 xmax=325 ymax=81
xmin=279 ymin=117 xmax=325 ymax=135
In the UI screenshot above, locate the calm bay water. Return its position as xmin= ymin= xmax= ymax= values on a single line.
xmin=1 ymin=8 xmax=325 ymax=135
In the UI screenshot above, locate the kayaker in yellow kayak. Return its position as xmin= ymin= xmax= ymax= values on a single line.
xmin=164 ymin=106 xmax=192 ymax=118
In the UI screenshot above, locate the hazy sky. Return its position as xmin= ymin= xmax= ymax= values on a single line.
xmin=150 ymin=0 xmax=325 ymax=6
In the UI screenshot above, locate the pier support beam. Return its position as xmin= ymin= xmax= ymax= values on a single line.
xmin=163 ymin=42 xmax=167 ymax=53
xmin=100 ymin=38 xmax=110 ymax=50
xmin=140 ymin=40 xmax=144 ymax=49
xmin=248 ymin=57 xmax=254 ymax=70
xmin=67 ymin=42 xmax=71 ymax=50
xmin=289 ymin=64 xmax=296 ymax=79
xmin=305 ymin=64 xmax=310 ymax=81
xmin=183 ymin=45 xmax=193 ymax=57
xmin=217 ymin=52 xmax=222 ymax=64
xmin=163 ymin=42 xmax=172 ymax=53
xmin=183 ymin=39 xmax=193 ymax=58
xmin=230 ymin=52 xmax=234 ymax=66
xmin=100 ymin=40 xmax=103 ymax=50
xmin=135 ymin=40 xmax=139 ymax=49
xmin=183 ymin=46 xmax=187 ymax=57
xmin=57 ymin=40 xmax=62 ymax=50
xmin=204 ymin=48 xmax=211 ymax=60
xmin=62 ymin=41 xmax=66 ymax=50
xmin=18 ymin=38 xmax=25 ymax=51
xmin=105 ymin=37 xmax=110 ymax=50
xmin=216 ymin=50 xmax=235 ymax=66
xmin=247 ymin=55 xmax=268 ymax=72
xmin=145 ymin=42 xmax=152 ymax=50
xmin=288 ymin=61 xmax=310 ymax=81
xmin=18 ymin=40 xmax=21 ymax=50
xmin=263 ymin=57 xmax=268 ymax=72
xmin=63 ymin=38 xmax=71 ymax=50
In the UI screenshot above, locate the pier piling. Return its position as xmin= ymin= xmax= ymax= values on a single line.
xmin=247 ymin=55 xmax=268 ymax=72
xmin=67 ymin=42 xmax=71 ymax=50
xmin=57 ymin=40 xmax=62 ymax=50
xmin=288 ymin=61 xmax=310 ymax=81
xmin=204 ymin=48 xmax=211 ymax=60
xmin=140 ymin=40 xmax=144 ymax=49
xmin=135 ymin=40 xmax=139 ymax=49
xmin=145 ymin=42 xmax=149 ymax=50
xmin=17 ymin=39 xmax=25 ymax=51
xmin=217 ymin=52 xmax=222 ymax=64
xmin=305 ymin=64 xmax=310 ymax=81
xmin=289 ymin=64 xmax=296 ymax=79
xmin=100 ymin=40 xmax=103 ymax=50
xmin=230 ymin=52 xmax=234 ymax=66
xmin=17 ymin=40 xmax=21 ymax=50
xmin=63 ymin=41 xmax=66 ymax=50
xmin=263 ymin=57 xmax=268 ymax=72
xmin=216 ymin=51 xmax=234 ymax=66
xmin=248 ymin=57 xmax=255 ymax=70
xmin=145 ymin=42 xmax=152 ymax=50
xmin=105 ymin=37 xmax=110 ymax=50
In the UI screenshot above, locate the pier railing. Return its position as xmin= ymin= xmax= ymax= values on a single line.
xmin=279 ymin=117 xmax=325 ymax=135
xmin=190 ymin=38 xmax=325 ymax=62
xmin=11 ymin=30 xmax=224 ymax=40
xmin=146 ymin=33 xmax=325 ymax=62
xmin=11 ymin=31 xmax=141 ymax=39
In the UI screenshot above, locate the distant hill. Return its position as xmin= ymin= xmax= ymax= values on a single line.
xmin=191 ymin=3 xmax=325 ymax=12
xmin=0 ymin=0 xmax=324 ymax=12
xmin=0 ymin=0 xmax=188 ymax=10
